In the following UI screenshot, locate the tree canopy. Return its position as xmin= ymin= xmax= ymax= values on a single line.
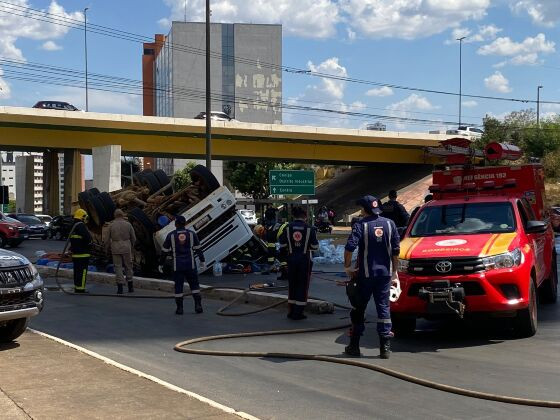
xmin=225 ymin=161 xmax=299 ymax=200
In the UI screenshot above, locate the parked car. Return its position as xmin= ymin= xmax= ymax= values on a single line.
xmin=194 ymin=111 xmax=237 ymax=122
xmin=32 ymin=101 xmax=80 ymax=111
xmin=0 ymin=216 xmax=24 ymax=248
xmin=446 ymin=126 xmax=484 ymax=139
xmin=49 ymin=215 xmax=75 ymax=240
xmin=239 ymin=209 xmax=258 ymax=226
xmin=0 ymin=248 xmax=44 ymax=343
xmin=8 ymin=214 xmax=48 ymax=239
xmin=551 ymin=206 xmax=560 ymax=233
xmin=36 ymin=214 xmax=53 ymax=228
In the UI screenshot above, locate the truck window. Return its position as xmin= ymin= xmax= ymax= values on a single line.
xmin=410 ymin=202 xmax=516 ymax=237
xmin=520 ymin=198 xmax=536 ymax=220
xmin=517 ymin=201 xmax=529 ymax=229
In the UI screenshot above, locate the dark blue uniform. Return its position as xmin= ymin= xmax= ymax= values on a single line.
xmin=279 ymin=220 xmax=319 ymax=319
xmin=345 ymin=215 xmax=400 ymax=338
xmin=381 ymin=199 xmax=409 ymax=228
xmin=161 ymin=228 xmax=205 ymax=299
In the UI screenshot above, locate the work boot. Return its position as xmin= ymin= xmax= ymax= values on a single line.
xmin=117 ymin=284 xmax=124 ymax=295
xmin=344 ymin=336 xmax=361 ymax=357
xmin=380 ymin=336 xmax=391 ymax=359
xmin=175 ymin=297 xmax=184 ymax=315
xmin=74 ymin=288 xmax=88 ymax=294
xmin=290 ymin=306 xmax=307 ymax=320
xmin=193 ymin=294 xmax=203 ymax=314
xmin=127 ymin=281 xmax=134 ymax=293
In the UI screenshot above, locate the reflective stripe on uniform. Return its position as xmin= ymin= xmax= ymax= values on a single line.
xmin=304 ymin=228 xmax=311 ymax=255
xmin=174 ymin=293 xmax=183 ymax=298
xmin=189 ymin=231 xmax=194 ymax=267
xmin=73 ymin=254 xmax=90 ymax=258
xmin=161 ymin=247 xmax=170 ymax=252
xmin=171 ymin=233 xmax=177 ymax=271
xmin=294 ymin=301 xmax=307 ymax=306
xmin=80 ymin=268 xmax=87 ymax=289
xmin=191 ymin=289 xmax=200 ymax=294
xmin=363 ymin=222 xmax=370 ymax=278
xmin=287 ymin=227 xmax=292 ymax=254
xmin=287 ymin=299 xmax=296 ymax=304
xmin=386 ymin=220 xmax=393 ymax=273
xmin=69 ymin=234 xmax=82 ymax=239
xmin=378 ymin=318 xmax=392 ymax=324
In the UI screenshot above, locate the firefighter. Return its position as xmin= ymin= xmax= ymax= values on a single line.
xmin=344 ymin=195 xmax=400 ymax=359
xmin=263 ymin=207 xmax=280 ymax=271
xmin=278 ymin=206 xmax=319 ymax=320
xmin=381 ymin=190 xmax=409 ymax=228
xmin=70 ymin=208 xmax=92 ymax=293
xmin=159 ymin=216 xmax=206 ymax=315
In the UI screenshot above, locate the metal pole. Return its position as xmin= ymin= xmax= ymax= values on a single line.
xmin=537 ymin=85 xmax=543 ymax=128
xmin=457 ymin=36 xmax=466 ymax=126
xmin=184 ymin=0 xmax=187 ymax=22
xmin=205 ymin=0 xmax=212 ymax=170
xmin=84 ymin=7 xmax=89 ymax=112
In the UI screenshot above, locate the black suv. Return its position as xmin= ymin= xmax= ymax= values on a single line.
xmin=8 ymin=214 xmax=49 ymax=240
xmin=33 ymin=101 xmax=80 ymax=111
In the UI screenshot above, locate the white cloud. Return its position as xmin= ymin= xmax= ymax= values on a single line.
xmin=446 ymin=24 xmax=501 ymax=44
xmin=387 ymin=94 xmax=439 ymax=129
xmin=511 ymin=1 xmax=560 ymax=27
xmin=340 ymin=0 xmax=491 ymax=40
xmin=462 ymin=100 xmax=478 ymax=107
xmin=307 ymin=57 xmax=348 ymax=100
xmin=478 ymin=33 xmax=554 ymax=67
xmin=161 ymin=0 xmax=339 ymax=38
xmin=484 ymin=71 xmax=512 ymax=93
xmin=50 ymin=87 xmax=141 ymax=115
xmin=346 ymin=27 xmax=356 ymax=41
xmin=41 ymin=40 xmax=62 ymax=51
xmin=365 ymin=86 xmax=394 ymax=97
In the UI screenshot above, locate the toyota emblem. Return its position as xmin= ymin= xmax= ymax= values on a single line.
xmin=435 ymin=261 xmax=452 ymax=273
xmin=5 ymin=273 xmax=16 ymax=283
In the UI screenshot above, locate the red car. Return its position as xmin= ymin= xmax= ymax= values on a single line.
xmin=393 ymin=164 xmax=557 ymax=338
xmin=0 ymin=213 xmax=25 ymax=248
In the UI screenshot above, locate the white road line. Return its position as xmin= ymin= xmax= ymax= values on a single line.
xmin=28 ymin=328 xmax=260 ymax=420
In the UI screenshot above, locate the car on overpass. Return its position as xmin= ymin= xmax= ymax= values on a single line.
xmin=194 ymin=111 xmax=237 ymax=122
xmin=32 ymin=101 xmax=81 ymax=111
xmin=446 ymin=126 xmax=484 ymax=139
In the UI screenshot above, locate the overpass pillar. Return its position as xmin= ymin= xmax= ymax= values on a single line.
xmin=42 ymin=151 xmax=60 ymax=216
xmin=15 ymin=155 xmax=35 ymax=213
xmin=92 ymin=145 xmax=121 ymax=192
xmin=63 ymin=149 xmax=83 ymax=215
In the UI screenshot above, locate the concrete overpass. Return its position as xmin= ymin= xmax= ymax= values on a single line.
xmin=0 ymin=106 xmax=444 ymax=213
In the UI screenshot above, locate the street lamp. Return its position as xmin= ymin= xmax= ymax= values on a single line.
xmin=537 ymin=85 xmax=543 ymax=128
xmin=84 ymin=7 xmax=89 ymax=112
xmin=205 ymin=0 xmax=211 ymax=170
xmin=457 ymin=36 xmax=467 ymax=127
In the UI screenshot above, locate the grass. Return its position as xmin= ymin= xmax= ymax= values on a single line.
xmin=545 ymin=183 xmax=560 ymax=207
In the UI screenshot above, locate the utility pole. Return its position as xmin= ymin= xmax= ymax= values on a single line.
xmin=537 ymin=85 xmax=543 ymax=128
xmin=184 ymin=0 xmax=187 ymax=22
xmin=84 ymin=7 xmax=89 ymax=112
xmin=205 ymin=0 xmax=212 ymax=170
xmin=457 ymin=36 xmax=466 ymax=127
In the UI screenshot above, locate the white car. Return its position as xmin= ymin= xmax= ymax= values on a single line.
xmin=239 ymin=209 xmax=258 ymax=226
xmin=446 ymin=126 xmax=484 ymax=139
xmin=36 ymin=214 xmax=53 ymax=228
xmin=194 ymin=111 xmax=238 ymax=122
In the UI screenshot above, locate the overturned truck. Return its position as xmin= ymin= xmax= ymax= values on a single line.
xmin=77 ymin=165 xmax=263 ymax=273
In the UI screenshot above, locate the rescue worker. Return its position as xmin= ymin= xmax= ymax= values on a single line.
xmin=159 ymin=216 xmax=206 ymax=315
xmin=381 ymin=190 xmax=409 ymax=228
xmin=278 ymin=206 xmax=319 ymax=320
xmin=105 ymin=209 xmax=137 ymax=294
xmin=70 ymin=208 xmax=92 ymax=293
xmin=344 ymin=195 xmax=400 ymax=359
xmin=263 ymin=207 xmax=280 ymax=271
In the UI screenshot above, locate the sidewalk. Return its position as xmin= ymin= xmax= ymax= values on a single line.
xmin=0 ymin=331 xmax=249 ymax=420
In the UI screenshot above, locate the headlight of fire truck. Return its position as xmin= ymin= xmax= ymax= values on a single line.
xmin=397 ymin=258 xmax=410 ymax=272
xmin=483 ymin=248 xmax=523 ymax=271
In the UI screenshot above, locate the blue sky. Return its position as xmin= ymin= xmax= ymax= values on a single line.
xmin=1 ymin=0 xmax=560 ymax=134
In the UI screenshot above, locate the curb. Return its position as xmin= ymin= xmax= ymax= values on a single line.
xmin=37 ymin=266 xmax=334 ymax=314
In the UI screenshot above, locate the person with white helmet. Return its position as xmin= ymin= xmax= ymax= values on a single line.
xmin=70 ymin=208 xmax=92 ymax=293
xmin=343 ymin=195 xmax=400 ymax=359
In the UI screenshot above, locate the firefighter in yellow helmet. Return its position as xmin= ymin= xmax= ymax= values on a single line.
xmin=70 ymin=208 xmax=92 ymax=293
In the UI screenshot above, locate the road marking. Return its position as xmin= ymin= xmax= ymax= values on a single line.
xmin=28 ymin=328 xmax=260 ymax=420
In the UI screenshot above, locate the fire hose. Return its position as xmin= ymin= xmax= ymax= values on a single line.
xmin=52 ymin=226 xmax=560 ymax=409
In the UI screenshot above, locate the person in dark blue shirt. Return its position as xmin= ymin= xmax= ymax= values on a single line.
xmin=278 ymin=206 xmax=319 ymax=320
xmin=344 ymin=195 xmax=400 ymax=359
xmin=159 ymin=216 xmax=206 ymax=315
xmin=381 ymin=189 xmax=409 ymax=228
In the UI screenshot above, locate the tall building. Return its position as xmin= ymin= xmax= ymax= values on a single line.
xmin=142 ymin=22 xmax=282 ymax=179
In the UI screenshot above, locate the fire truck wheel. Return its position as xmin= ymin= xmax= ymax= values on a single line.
xmin=154 ymin=169 xmax=171 ymax=194
xmin=190 ymin=165 xmax=220 ymax=192
xmin=88 ymin=195 xmax=108 ymax=227
xmin=391 ymin=315 xmax=416 ymax=337
xmin=99 ymin=192 xmax=117 ymax=222
xmin=0 ymin=318 xmax=28 ymax=343
xmin=514 ymin=279 xmax=537 ymax=338
xmin=539 ymin=251 xmax=558 ymax=304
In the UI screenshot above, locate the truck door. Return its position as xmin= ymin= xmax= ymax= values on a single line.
xmin=518 ymin=200 xmax=546 ymax=284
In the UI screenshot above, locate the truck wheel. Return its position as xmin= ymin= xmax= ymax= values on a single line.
xmin=99 ymin=192 xmax=116 ymax=222
xmin=514 ymin=280 xmax=537 ymax=338
xmin=133 ymin=172 xmax=146 ymax=187
xmin=190 ymin=165 xmax=220 ymax=192
xmin=154 ymin=169 xmax=172 ymax=194
xmin=78 ymin=191 xmax=91 ymax=211
xmin=0 ymin=234 xmax=6 ymax=249
xmin=539 ymin=251 xmax=558 ymax=304
xmin=392 ymin=315 xmax=416 ymax=337
xmin=88 ymin=187 xmax=100 ymax=196
xmin=0 ymin=318 xmax=28 ymax=343
xmin=88 ymin=195 xmax=108 ymax=227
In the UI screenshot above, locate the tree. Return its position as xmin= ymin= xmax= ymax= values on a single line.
xmin=172 ymin=161 xmax=197 ymax=191
xmin=225 ymin=161 xmax=299 ymax=200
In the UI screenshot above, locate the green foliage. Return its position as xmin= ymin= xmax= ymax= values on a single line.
xmin=225 ymin=161 xmax=300 ymax=200
xmin=7 ymin=199 xmax=15 ymax=213
xmin=121 ymin=157 xmax=141 ymax=187
xmin=173 ymin=161 xmax=198 ymax=191
xmin=543 ymin=149 xmax=560 ymax=179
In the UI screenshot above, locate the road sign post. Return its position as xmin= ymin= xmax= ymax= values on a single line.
xmin=269 ymin=170 xmax=315 ymax=196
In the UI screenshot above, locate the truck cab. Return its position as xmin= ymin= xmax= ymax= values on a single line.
xmin=393 ymin=164 xmax=557 ymax=337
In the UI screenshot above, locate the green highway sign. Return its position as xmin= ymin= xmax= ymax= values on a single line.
xmin=269 ymin=170 xmax=315 ymax=195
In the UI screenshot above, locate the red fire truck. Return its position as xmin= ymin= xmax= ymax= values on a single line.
xmin=393 ymin=142 xmax=557 ymax=337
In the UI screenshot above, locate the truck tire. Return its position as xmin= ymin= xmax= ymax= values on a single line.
xmin=88 ymin=187 xmax=100 ymax=196
xmin=77 ymin=191 xmax=91 ymax=211
xmin=128 ymin=208 xmax=155 ymax=234
xmin=154 ymin=169 xmax=171 ymax=193
xmin=88 ymin=195 xmax=108 ymax=226
xmin=391 ymin=315 xmax=416 ymax=337
xmin=143 ymin=172 xmax=161 ymax=194
xmin=0 ymin=318 xmax=28 ymax=343
xmin=133 ymin=172 xmax=146 ymax=187
xmin=99 ymin=192 xmax=116 ymax=222
xmin=514 ymin=280 xmax=537 ymax=338
xmin=190 ymin=165 xmax=220 ymax=192
xmin=539 ymin=251 xmax=558 ymax=303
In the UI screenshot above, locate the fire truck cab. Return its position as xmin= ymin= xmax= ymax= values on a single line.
xmin=393 ymin=161 xmax=557 ymax=337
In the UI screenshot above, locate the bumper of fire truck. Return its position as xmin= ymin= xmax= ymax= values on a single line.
xmin=392 ymin=264 xmax=532 ymax=317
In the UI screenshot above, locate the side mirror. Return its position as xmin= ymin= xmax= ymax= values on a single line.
xmin=526 ymin=220 xmax=547 ymax=234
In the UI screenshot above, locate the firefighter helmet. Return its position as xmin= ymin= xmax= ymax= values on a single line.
xmin=74 ymin=208 xmax=89 ymax=223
